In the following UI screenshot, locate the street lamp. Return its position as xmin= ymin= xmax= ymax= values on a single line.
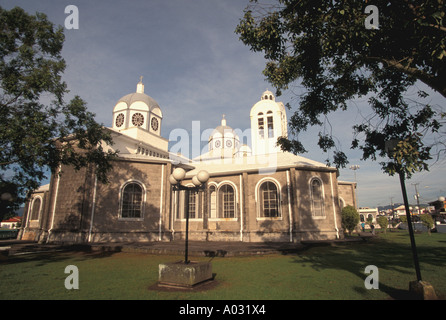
xmin=169 ymin=167 xmax=209 ymax=264
xmin=385 ymin=139 xmax=422 ymax=282
xmin=349 ymin=165 xmax=360 ymax=182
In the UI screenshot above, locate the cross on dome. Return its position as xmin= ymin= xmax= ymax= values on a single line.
xmin=137 ymin=76 xmax=144 ymax=93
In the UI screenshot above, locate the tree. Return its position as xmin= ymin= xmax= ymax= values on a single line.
xmin=341 ymin=205 xmax=360 ymax=236
xmin=0 ymin=7 xmax=116 ymax=219
xmin=235 ymin=0 xmax=445 ymax=176
xmin=419 ymin=214 xmax=434 ymax=234
xmin=377 ymin=215 xmax=389 ymax=233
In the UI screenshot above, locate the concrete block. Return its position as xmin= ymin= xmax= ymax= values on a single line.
xmin=158 ymin=261 xmax=213 ymax=288
xmin=409 ymin=280 xmax=437 ymax=300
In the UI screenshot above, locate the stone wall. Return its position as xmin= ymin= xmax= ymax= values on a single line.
xmin=338 ymin=181 xmax=357 ymax=209
xmin=21 ymin=159 xmax=348 ymax=243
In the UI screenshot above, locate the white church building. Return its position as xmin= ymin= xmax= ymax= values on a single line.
xmin=20 ymin=79 xmax=356 ymax=244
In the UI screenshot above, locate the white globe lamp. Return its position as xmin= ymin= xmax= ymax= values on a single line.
xmin=192 ymin=175 xmax=202 ymax=187
xmin=196 ymin=170 xmax=210 ymax=184
xmin=169 ymin=175 xmax=179 ymax=185
xmin=172 ymin=168 xmax=186 ymax=181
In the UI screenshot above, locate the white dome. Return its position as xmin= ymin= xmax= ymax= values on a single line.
xmin=210 ymin=115 xmax=236 ymax=138
xmin=117 ymin=92 xmax=159 ymax=110
xmin=114 ymin=79 xmax=162 ymax=116
xmin=112 ymin=78 xmax=163 ymax=136
xmin=208 ymin=115 xmax=240 ymax=152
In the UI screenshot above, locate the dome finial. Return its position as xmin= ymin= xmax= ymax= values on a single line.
xmin=221 ymin=114 xmax=226 ymax=126
xmin=261 ymin=88 xmax=275 ymax=101
xmin=136 ymin=76 xmax=144 ymax=93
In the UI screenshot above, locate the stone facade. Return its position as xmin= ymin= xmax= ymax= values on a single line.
xmin=20 ymin=83 xmax=356 ymax=244
xmin=21 ymin=160 xmax=352 ymax=243
xmin=337 ymin=181 xmax=357 ymax=210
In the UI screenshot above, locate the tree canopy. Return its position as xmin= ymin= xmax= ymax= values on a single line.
xmin=341 ymin=205 xmax=360 ymax=235
xmin=0 ymin=6 xmax=116 ymax=217
xmin=236 ymin=0 xmax=445 ymax=176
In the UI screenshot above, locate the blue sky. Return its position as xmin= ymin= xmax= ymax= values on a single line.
xmin=3 ymin=0 xmax=445 ymax=208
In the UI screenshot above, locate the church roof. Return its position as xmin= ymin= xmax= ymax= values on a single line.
xmin=35 ymin=184 xmax=50 ymax=192
xmin=117 ymin=92 xmax=160 ymax=110
xmin=209 ymin=115 xmax=237 ymax=137
xmin=212 ymin=124 xmax=234 ymax=135
xmin=115 ymin=77 xmax=161 ymax=113
xmin=187 ymin=151 xmax=334 ymax=177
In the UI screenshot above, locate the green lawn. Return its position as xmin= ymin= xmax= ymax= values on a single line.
xmin=1 ymin=230 xmax=445 ymax=300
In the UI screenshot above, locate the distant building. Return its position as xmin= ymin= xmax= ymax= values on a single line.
xmin=20 ymin=80 xmax=356 ymax=243
xmin=428 ymin=198 xmax=446 ymax=213
xmin=358 ymin=207 xmax=378 ymax=223
xmin=1 ymin=216 xmax=22 ymax=229
xmin=394 ymin=205 xmax=413 ymax=216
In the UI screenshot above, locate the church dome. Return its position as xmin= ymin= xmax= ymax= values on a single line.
xmin=112 ymin=77 xmax=163 ymax=135
xmin=210 ymin=115 xmax=235 ymax=136
xmin=117 ymin=92 xmax=160 ymax=111
xmin=114 ymin=77 xmax=162 ymax=115
xmin=208 ymin=115 xmax=240 ymax=152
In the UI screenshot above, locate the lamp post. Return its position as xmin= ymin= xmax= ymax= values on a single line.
xmin=349 ymin=165 xmax=360 ymax=182
xmin=385 ymin=140 xmax=422 ymax=282
xmin=169 ymin=168 xmax=209 ymax=264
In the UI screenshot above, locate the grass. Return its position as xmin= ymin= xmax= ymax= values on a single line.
xmin=1 ymin=230 xmax=445 ymax=300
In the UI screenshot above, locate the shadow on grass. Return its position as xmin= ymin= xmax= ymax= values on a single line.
xmin=0 ymin=245 xmax=121 ymax=267
xmin=289 ymin=232 xmax=446 ymax=300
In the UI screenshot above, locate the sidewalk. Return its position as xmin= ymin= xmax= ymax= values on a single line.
xmin=89 ymin=240 xmax=308 ymax=257
xmin=1 ymin=236 xmax=371 ymax=257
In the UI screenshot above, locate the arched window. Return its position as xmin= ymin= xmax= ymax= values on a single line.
xmin=120 ymin=182 xmax=144 ymax=219
xmin=219 ymin=184 xmax=235 ymax=218
xmin=257 ymin=112 xmax=265 ymax=139
xmin=259 ymin=181 xmax=280 ymax=218
xmin=209 ymin=185 xmax=217 ymax=219
xmin=267 ymin=111 xmax=274 ymax=138
xmin=187 ymin=189 xmax=199 ymax=219
xmin=176 ymin=188 xmax=201 ymax=220
xmin=30 ymin=197 xmax=41 ymax=220
xmin=208 ymin=183 xmax=237 ymax=220
xmin=310 ymin=178 xmax=324 ymax=218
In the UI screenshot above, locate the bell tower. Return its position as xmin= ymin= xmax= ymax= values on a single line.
xmin=250 ymin=90 xmax=288 ymax=155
